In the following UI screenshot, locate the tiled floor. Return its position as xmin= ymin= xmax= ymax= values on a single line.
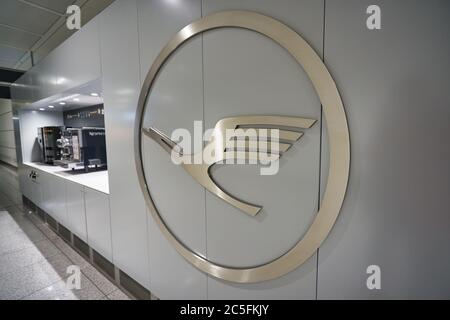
xmin=0 ymin=192 xmax=131 ymax=300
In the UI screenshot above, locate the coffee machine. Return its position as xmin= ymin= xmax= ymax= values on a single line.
xmin=37 ymin=126 xmax=65 ymax=164
xmin=56 ymin=127 xmax=107 ymax=172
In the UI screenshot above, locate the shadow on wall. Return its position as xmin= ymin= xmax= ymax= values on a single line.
xmin=31 ymin=138 xmax=42 ymax=163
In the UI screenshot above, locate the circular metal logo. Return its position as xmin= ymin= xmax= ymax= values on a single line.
xmin=135 ymin=11 xmax=350 ymax=283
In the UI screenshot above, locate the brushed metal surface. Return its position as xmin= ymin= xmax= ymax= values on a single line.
xmin=135 ymin=10 xmax=350 ymax=283
xmin=143 ymin=115 xmax=316 ymax=216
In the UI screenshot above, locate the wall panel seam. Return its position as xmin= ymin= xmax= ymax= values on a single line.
xmin=315 ymin=0 xmax=327 ymax=301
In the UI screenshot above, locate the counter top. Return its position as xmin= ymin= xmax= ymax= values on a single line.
xmin=23 ymin=162 xmax=110 ymax=194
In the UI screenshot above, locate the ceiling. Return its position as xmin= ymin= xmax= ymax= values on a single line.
xmin=22 ymin=78 xmax=103 ymax=112
xmin=0 ymin=0 xmax=114 ymax=71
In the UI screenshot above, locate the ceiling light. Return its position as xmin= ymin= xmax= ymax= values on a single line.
xmin=56 ymin=77 xmax=66 ymax=85
xmin=39 ymin=108 xmax=45 ymax=111
xmin=61 ymin=94 xmax=80 ymax=100
xmin=73 ymin=98 xmax=80 ymax=102
xmin=59 ymin=102 xmax=66 ymax=105
xmin=48 ymin=105 xmax=54 ymax=109
xmin=90 ymin=92 xmax=99 ymax=97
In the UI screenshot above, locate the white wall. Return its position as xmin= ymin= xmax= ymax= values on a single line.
xmin=18 ymin=109 xmax=63 ymax=163
xmin=99 ymin=0 xmax=151 ymax=290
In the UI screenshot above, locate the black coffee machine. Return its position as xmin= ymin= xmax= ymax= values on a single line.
xmin=57 ymin=127 xmax=107 ymax=172
xmin=37 ymin=126 xmax=65 ymax=164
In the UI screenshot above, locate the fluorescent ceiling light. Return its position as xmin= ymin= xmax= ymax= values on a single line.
xmin=61 ymin=94 xmax=80 ymax=100
xmin=59 ymin=102 xmax=66 ymax=105
xmin=48 ymin=105 xmax=54 ymax=109
xmin=39 ymin=108 xmax=45 ymax=111
xmin=73 ymin=98 xmax=80 ymax=102
xmin=90 ymin=92 xmax=99 ymax=97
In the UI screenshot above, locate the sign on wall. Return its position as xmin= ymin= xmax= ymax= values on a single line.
xmin=135 ymin=11 xmax=350 ymax=283
xmin=63 ymin=104 xmax=105 ymax=128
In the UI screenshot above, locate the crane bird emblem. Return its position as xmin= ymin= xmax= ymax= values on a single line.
xmin=134 ymin=10 xmax=349 ymax=283
xmin=142 ymin=115 xmax=317 ymax=216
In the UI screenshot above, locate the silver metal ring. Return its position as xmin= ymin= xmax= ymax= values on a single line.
xmin=134 ymin=10 xmax=350 ymax=283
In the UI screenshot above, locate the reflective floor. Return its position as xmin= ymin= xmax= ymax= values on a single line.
xmin=0 ymin=192 xmax=130 ymax=300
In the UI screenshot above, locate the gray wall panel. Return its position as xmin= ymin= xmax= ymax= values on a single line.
xmin=317 ymin=0 xmax=450 ymax=299
xmin=0 ymin=131 xmax=16 ymax=148
xmin=85 ymin=188 xmax=112 ymax=260
xmin=137 ymin=0 xmax=208 ymax=300
xmin=10 ymin=73 xmax=34 ymax=105
xmin=0 ymin=99 xmax=17 ymax=167
xmin=0 ymin=162 xmax=21 ymax=205
xmin=142 ymin=34 xmax=205 ymax=256
xmin=202 ymin=0 xmax=324 ymax=299
xmin=99 ymin=0 xmax=150 ymax=289
xmin=0 ymin=147 xmax=17 ymax=167
xmin=0 ymin=110 xmax=14 ymax=131
xmin=66 ymin=180 xmax=87 ymax=242
xmin=10 ymin=74 xmax=33 ymax=167
xmin=0 ymin=98 xmax=12 ymax=114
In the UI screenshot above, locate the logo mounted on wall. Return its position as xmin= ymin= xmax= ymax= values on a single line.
xmin=143 ymin=115 xmax=317 ymax=216
xmin=134 ymin=11 xmax=350 ymax=283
